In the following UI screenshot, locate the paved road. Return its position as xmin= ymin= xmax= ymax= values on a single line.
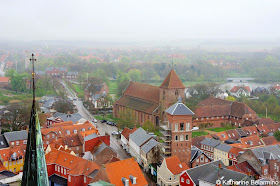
xmin=60 ymin=81 xmax=155 ymax=185
xmin=61 ymin=81 xmax=130 ymax=160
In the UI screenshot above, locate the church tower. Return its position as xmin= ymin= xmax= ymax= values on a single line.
xmin=159 ymin=69 xmax=185 ymax=121
xmin=161 ymin=96 xmax=194 ymax=167
xmin=22 ymin=54 xmax=49 ymax=186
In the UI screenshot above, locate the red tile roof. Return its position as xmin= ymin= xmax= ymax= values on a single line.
xmin=227 ymin=161 xmax=259 ymax=177
xmin=121 ymin=127 xmax=137 ymax=140
xmin=0 ymin=77 xmax=10 ymax=83
xmin=192 ymin=136 xmax=206 ymax=148
xmin=160 ymin=69 xmax=185 ymax=89
xmin=105 ymin=157 xmax=148 ymax=186
xmin=239 ymin=135 xmax=263 ymax=147
xmin=255 ymin=118 xmax=275 ymax=125
xmin=51 ymin=121 xmax=74 ymax=127
xmin=230 ymin=86 xmax=251 ymax=93
xmin=229 ymin=147 xmax=244 ymax=156
xmin=165 ymin=156 xmax=189 ymax=175
xmin=194 ymin=97 xmax=256 ymax=119
xmin=123 ymin=81 xmax=159 ymax=104
xmin=45 ymin=148 xmax=99 ymax=176
xmin=256 ymin=125 xmax=271 ymax=135
xmin=261 ymin=136 xmax=280 ymax=146
xmin=0 ymin=162 xmax=7 ymax=172
xmin=241 ymin=126 xmax=259 ymax=136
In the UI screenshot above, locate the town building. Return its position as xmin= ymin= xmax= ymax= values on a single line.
xmin=194 ymin=97 xmax=258 ymax=128
xmin=84 ymin=83 xmax=111 ymax=109
xmin=120 ymin=127 xmax=137 ymax=152
xmin=90 ymin=157 xmax=148 ymax=186
xmin=227 ymin=161 xmax=260 ymax=179
xmin=157 ymin=156 xmax=189 ymax=186
xmin=214 ymin=143 xmax=232 ymax=166
xmin=128 ymin=127 xmax=155 ymax=164
xmin=3 ymin=130 xmax=28 ymax=147
xmin=91 ymin=142 xmax=117 ymax=166
xmin=200 ymin=138 xmax=220 ymax=160
xmin=114 ymin=69 xmax=186 ymax=126
xmin=140 ymin=138 xmax=159 ymax=172
xmin=180 ymin=160 xmax=253 ymax=186
xmin=228 ymin=146 xmax=243 ymax=165
xmin=237 ymin=144 xmax=280 ymax=181
xmin=45 ymin=148 xmax=100 ymax=186
xmin=0 ymin=146 xmax=25 ymax=173
xmin=159 ymin=97 xmax=194 ymax=166
xmin=190 ymin=146 xmax=211 ymax=168
xmin=230 ymin=86 xmax=251 ymax=97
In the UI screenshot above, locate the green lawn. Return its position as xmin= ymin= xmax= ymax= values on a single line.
xmin=192 ymin=131 xmax=209 ymax=137
xmin=109 ymin=80 xmax=118 ymax=94
xmin=207 ymin=126 xmax=236 ymax=132
xmin=0 ymin=90 xmax=33 ymax=105
xmin=72 ymin=84 xmax=84 ymax=98
xmin=95 ymin=114 xmax=119 ymax=123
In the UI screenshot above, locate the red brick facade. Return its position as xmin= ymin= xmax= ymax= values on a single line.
xmin=167 ymin=114 xmax=192 ymax=167
xmin=113 ymin=69 xmax=185 ymax=126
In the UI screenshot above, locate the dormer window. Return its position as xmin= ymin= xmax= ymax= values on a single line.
xmin=74 ymin=129 xmax=77 ymax=134
xmin=66 ymin=130 xmax=70 ymax=135
xmin=82 ymin=128 xmax=85 ymax=132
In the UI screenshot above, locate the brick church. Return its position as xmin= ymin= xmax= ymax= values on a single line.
xmin=113 ymin=69 xmax=186 ymax=126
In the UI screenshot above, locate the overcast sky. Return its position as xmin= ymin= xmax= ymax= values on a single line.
xmin=1 ymin=0 xmax=279 ymax=41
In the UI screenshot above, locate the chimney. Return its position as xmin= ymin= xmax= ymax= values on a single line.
xmin=129 ymin=175 xmax=137 ymax=185
xmin=121 ymin=177 xmax=129 ymax=186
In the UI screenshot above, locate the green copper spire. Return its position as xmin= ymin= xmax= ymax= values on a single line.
xmin=22 ymin=54 xmax=49 ymax=186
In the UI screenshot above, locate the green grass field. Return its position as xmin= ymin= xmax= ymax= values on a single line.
xmin=192 ymin=131 xmax=209 ymax=137
xmin=109 ymin=80 xmax=118 ymax=94
xmin=72 ymin=84 xmax=84 ymax=98
xmin=207 ymin=126 xmax=236 ymax=132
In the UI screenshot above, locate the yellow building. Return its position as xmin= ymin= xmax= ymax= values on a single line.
xmin=214 ymin=143 xmax=232 ymax=166
xmin=0 ymin=147 xmax=25 ymax=173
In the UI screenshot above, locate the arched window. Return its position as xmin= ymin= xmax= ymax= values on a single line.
xmin=186 ymin=123 xmax=190 ymax=131
xmin=175 ymin=135 xmax=178 ymax=141
xmin=180 ymin=135 xmax=184 ymax=141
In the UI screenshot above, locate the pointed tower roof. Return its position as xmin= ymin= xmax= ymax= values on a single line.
xmin=22 ymin=54 xmax=49 ymax=186
xmin=165 ymin=96 xmax=194 ymax=115
xmin=160 ymin=69 xmax=185 ymax=89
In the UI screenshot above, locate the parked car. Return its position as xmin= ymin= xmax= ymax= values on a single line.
xmin=107 ymin=121 xmax=112 ymax=125
xmin=101 ymin=120 xmax=107 ymax=123
xmin=192 ymin=127 xmax=199 ymax=131
xmin=111 ymin=131 xmax=119 ymax=135
xmin=92 ymin=119 xmax=98 ymax=123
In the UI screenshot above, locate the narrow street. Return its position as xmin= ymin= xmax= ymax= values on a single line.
xmin=61 ymin=81 xmax=155 ymax=185
xmin=61 ymin=80 xmax=130 ymax=160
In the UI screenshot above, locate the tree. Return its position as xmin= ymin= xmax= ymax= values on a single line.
xmin=116 ymin=72 xmax=131 ymax=98
xmin=274 ymin=131 xmax=280 ymax=141
xmin=0 ymin=101 xmax=33 ymax=132
xmin=85 ymin=77 xmax=103 ymax=94
xmin=226 ymin=96 xmax=236 ymax=102
xmin=128 ymin=69 xmax=142 ymax=82
xmin=53 ymin=99 xmax=76 ymax=114
xmin=142 ymin=120 xmax=156 ymax=133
